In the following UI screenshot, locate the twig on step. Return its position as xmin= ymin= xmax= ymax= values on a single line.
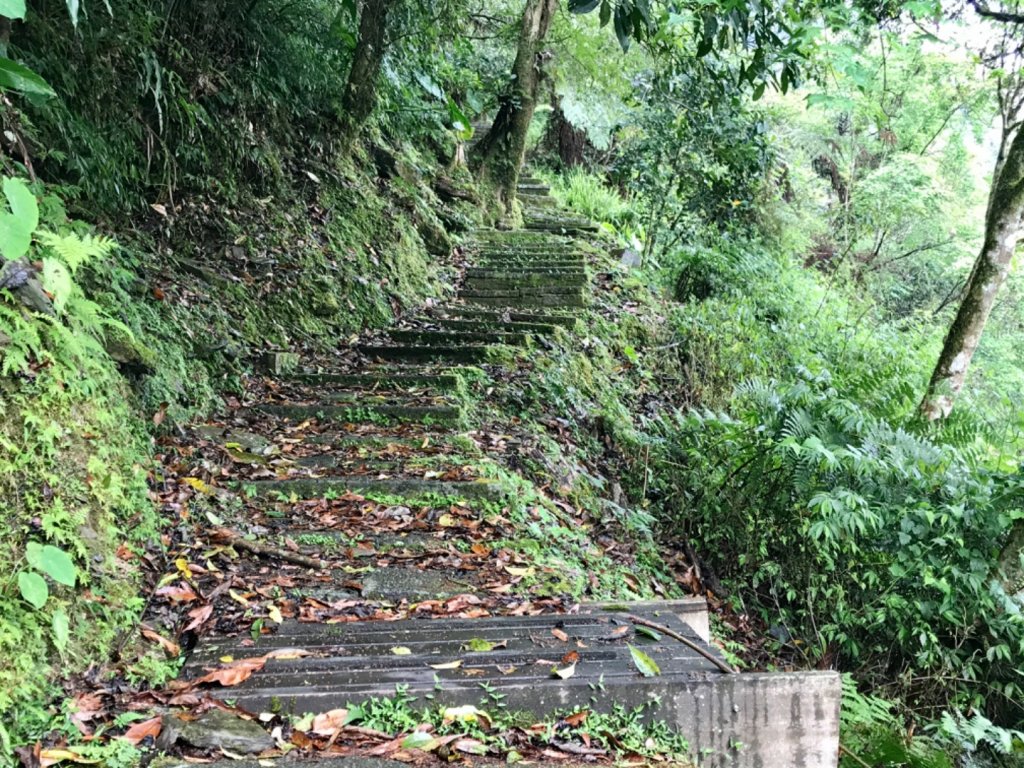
xmin=212 ymin=527 xmax=325 ymax=569
xmin=626 ymin=614 xmax=738 ymax=675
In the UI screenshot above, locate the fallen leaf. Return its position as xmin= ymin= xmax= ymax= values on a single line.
xmin=118 ymin=715 xmax=162 ymax=745
xmin=551 ymin=662 xmax=576 ymax=679
xmin=264 ymin=647 xmax=312 ymax=660
xmin=442 ymin=705 xmax=491 ymax=729
xmin=551 ymin=628 xmax=569 ymax=643
xmin=140 ymin=624 xmax=181 ymax=656
xmin=194 ymin=656 xmax=266 ymax=687
xmin=182 ymin=477 xmax=213 ymax=495
xmin=429 ymin=660 xmax=463 ymax=670
xmin=184 ymin=604 xmax=213 ymax=632
xmin=463 ymin=638 xmax=507 ymax=652
xmin=561 ymin=650 xmax=580 ymax=665
xmin=628 ymin=645 xmax=661 ymax=677
xmin=39 ymin=749 xmax=100 ymax=767
xmin=563 ymin=710 xmax=590 ymax=727
xmin=311 ymin=708 xmax=350 ymax=736
xmin=267 ymin=605 xmax=283 ymax=624
xmin=391 ymin=646 xmax=412 ymax=655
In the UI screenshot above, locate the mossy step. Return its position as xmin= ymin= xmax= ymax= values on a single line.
xmin=438 ymin=307 xmax=578 ymax=327
xmin=246 ymin=475 xmax=502 ymax=501
xmin=464 ymin=276 xmax=586 ymax=291
xmin=303 ymin=432 xmax=478 ymax=453
xmin=476 ymin=246 xmax=583 ymax=256
xmin=466 ymin=267 xmax=587 ymax=278
xmin=434 ymin=318 xmax=559 ymax=334
xmin=463 ymin=294 xmax=585 ymax=309
xmin=249 ymin=403 xmax=462 ymax=424
xmin=518 ymin=176 xmax=544 ymax=185
xmin=460 ymin=286 xmax=584 ymax=298
xmin=526 ymin=221 xmax=598 ymax=234
xmin=290 ymin=372 xmax=460 ymax=390
xmin=388 ymin=329 xmax=529 ymax=346
xmin=476 ymin=260 xmax=586 ymax=271
xmin=517 ymin=184 xmax=551 ymax=195
xmin=359 ymin=344 xmax=491 ymax=363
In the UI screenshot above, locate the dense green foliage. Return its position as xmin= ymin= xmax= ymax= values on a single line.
xmin=1 ymin=0 xmax=1023 ymax=763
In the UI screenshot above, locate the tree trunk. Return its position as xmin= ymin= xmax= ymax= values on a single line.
xmin=341 ymin=0 xmax=394 ymax=130
xmin=919 ymin=122 xmax=1024 ymax=420
xmin=471 ymin=0 xmax=557 ymax=220
xmin=543 ymin=94 xmax=591 ymax=168
xmin=998 ymin=520 xmax=1024 ymax=598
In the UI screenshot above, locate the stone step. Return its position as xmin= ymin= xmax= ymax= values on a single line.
xmin=465 ymin=267 xmax=587 ymax=278
xmin=247 ymin=402 xmax=462 ymax=425
xmin=517 ymin=183 xmax=550 ymax=195
xmin=475 ymin=260 xmax=586 ymax=272
xmin=388 ymin=329 xmax=529 ymax=346
xmin=473 ymin=243 xmax=581 ymax=253
xmin=182 ymin=609 xmax=841 ymax=767
xmin=245 ymin=475 xmax=501 ymax=501
xmin=358 ymin=345 xmax=491 ymax=364
xmin=290 ymin=372 xmax=461 ymax=390
xmin=464 ymin=275 xmax=586 ymax=291
xmin=462 ymin=294 xmax=585 ymax=309
xmin=434 ymin=317 xmax=560 ymax=334
xmin=437 ymin=307 xmax=578 ymax=327
xmin=460 ymin=286 xmax=583 ymax=299
xmin=526 ymin=222 xmax=598 ymax=235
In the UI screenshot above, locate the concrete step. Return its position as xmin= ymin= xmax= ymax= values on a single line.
xmin=388 ymin=329 xmax=529 ymax=346
xmin=359 ymin=344 xmax=491 ymax=364
xmin=475 ymin=260 xmax=586 ymax=271
xmin=290 ymin=372 xmax=461 ymax=390
xmin=517 ymin=183 xmax=550 ymax=195
xmin=183 ymin=608 xmax=840 ymax=767
xmin=245 ymin=475 xmax=501 ymax=501
xmin=246 ymin=402 xmax=462 ymax=425
xmin=437 ymin=306 xmax=578 ymax=327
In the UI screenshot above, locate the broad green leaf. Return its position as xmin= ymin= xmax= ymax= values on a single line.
xmin=4 ymin=177 xmax=38 ymax=233
xmin=0 ymin=57 xmax=56 ymax=98
xmin=401 ymin=732 xmax=437 ymax=750
xmin=18 ymin=571 xmax=48 ymax=609
xmin=0 ymin=0 xmax=24 ymax=20
xmin=36 ymin=544 xmax=77 ymax=586
xmin=52 ymin=609 xmax=70 ymax=652
xmin=0 ymin=211 xmax=32 ymax=260
xmin=635 ymin=625 xmax=661 ymax=640
xmin=628 ymin=644 xmax=661 ymax=677
xmin=568 ymin=0 xmax=600 ymax=13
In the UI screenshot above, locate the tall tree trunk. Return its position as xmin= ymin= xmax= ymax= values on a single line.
xmin=919 ymin=121 xmax=1024 ymax=420
xmin=341 ymin=0 xmax=394 ymax=130
xmin=543 ymin=93 xmax=591 ymax=168
xmin=999 ymin=521 xmax=1024 ymax=598
xmin=471 ymin=0 xmax=557 ymax=220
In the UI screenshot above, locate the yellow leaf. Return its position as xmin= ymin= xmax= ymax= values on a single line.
xmin=219 ymin=655 xmax=235 ymax=663
xmin=228 ymin=589 xmax=251 ymax=607
xmin=438 ymin=513 xmax=457 ymax=527
xmin=268 ymin=605 xmax=283 ymax=624
xmin=183 ymin=476 xmax=213 ymax=494
xmin=429 ymin=660 xmax=463 ymax=670
xmin=391 ymin=646 xmax=412 ymax=655
xmin=174 ymin=558 xmax=192 ymax=579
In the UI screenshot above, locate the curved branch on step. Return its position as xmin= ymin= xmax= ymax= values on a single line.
xmin=626 ymin=614 xmax=738 ymax=674
xmin=211 ymin=527 xmax=326 ymax=569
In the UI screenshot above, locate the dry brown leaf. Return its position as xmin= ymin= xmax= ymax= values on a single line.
xmin=551 ymin=628 xmax=569 ymax=643
xmin=119 ymin=715 xmax=163 ymax=745
xmin=140 ymin=624 xmax=181 ymax=656
xmin=194 ymin=656 xmax=266 ymax=687
xmin=311 ymin=708 xmax=350 ymax=736
xmin=183 ymin=604 xmax=213 ymax=632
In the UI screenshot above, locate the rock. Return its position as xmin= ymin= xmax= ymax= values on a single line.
xmin=616 ymin=248 xmax=642 ymax=268
xmin=175 ymin=708 xmax=274 ymax=754
xmin=257 ymin=350 xmax=299 ymax=375
xmin=361 ymin=566 xmax=473 ymax=601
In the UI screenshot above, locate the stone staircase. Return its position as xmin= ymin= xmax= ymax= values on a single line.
xmin=165 ymin=177 xmax=840 ymax=768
